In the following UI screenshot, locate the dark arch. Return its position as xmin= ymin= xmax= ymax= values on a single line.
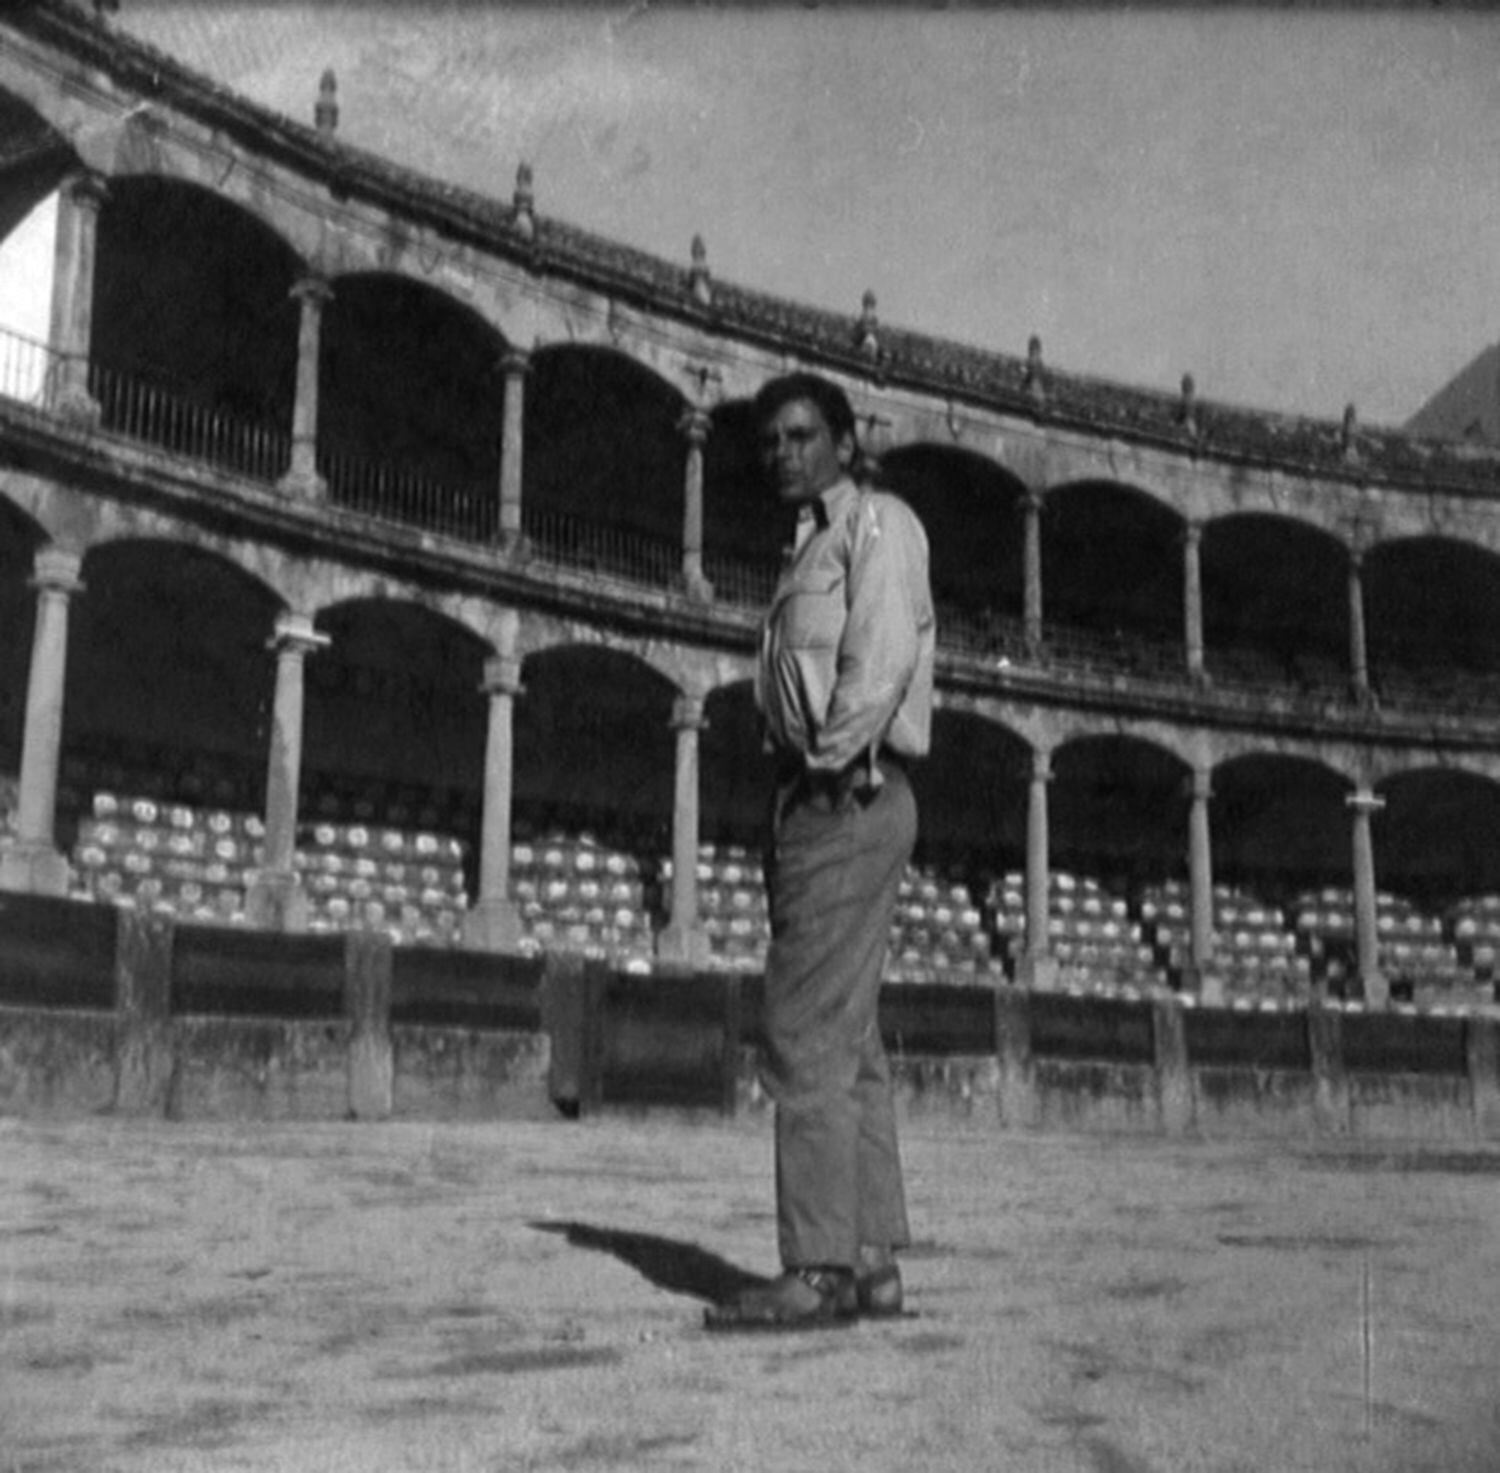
xmin=703 ymin=396 xmax=782 ymax=595
xmin=877 ymin=443 xmax=1027 ymax=628
xmin=303 ymin=599 xmax=491 ymax=850
xmin=1042 ymin=482 xmax=1184 ymax=642
xmin=1210 ymin=753 xmax=1352 ymax=900
xmin=320 ymin=272 xmax=510 ymax=528
xmin=1200 ymin=514 xmax=1348 ymax=688
xmin=93 ymin=176 xmax=301 ymax=430
xmin=1374 ymin=767 xmax=1500 ymax=907
xmin=1051 ymin=735 xmax=1191 ymax=889
xmin=65 ymin=540 xmax=283 ymax=822
xmin=701 ymin=679 xmax=772 ymax=847
xmin=524 ymin=346 xmax=688 ymax=556
xmin=911 ymin=711 xmax=1030 ymax=873
xmin=513 ymin=645 xmax=677 ymax=850
xmin=1364 ymin=537 xmax=1500 ymax=690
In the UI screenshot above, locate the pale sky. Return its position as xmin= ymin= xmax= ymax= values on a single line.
xmin=12 ymin=4 xmax=1500 ymax=428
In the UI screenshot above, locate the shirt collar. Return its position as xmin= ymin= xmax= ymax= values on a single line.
xmin=798 ymin=476 xmax=857 ymax=533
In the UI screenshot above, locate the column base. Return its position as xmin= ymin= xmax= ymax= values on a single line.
xmin=51 ymin=388 xmax=102 ymax=425
xmin=655 ymin=921 xmax=712 ymax=973
xmin=277 ymin=467 xmax=328 ymax=500
xmin=678 ymin=571 xmax=715 ymax=604
xmin=1358 ymin=969 xmax=1390 ymax=1008
xmin=1017 ymin=952 xmax=1059 ymax=992
xmin=245 ymin=869 xmax=310 ymax=932
xmin=1181 ymin=966 xmax=1225 ymax=1007
xmin=461 ymin=896 xmax=524 ymax=953
xmin=0 ymin=839 xmax=72 ymax=897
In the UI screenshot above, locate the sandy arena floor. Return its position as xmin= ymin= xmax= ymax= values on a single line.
xmin=3 ymin=1109 xmax=1499 ymax=1473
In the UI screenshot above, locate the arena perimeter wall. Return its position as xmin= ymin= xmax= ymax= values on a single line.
xmin=0 ymin=893 xmax=1497 ymax=1142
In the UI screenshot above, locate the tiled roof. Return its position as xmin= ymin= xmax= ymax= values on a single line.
xmin=18 ymin=1 xmax=1500 ymax=498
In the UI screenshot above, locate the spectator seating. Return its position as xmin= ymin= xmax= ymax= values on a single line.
xmin=1140 ymin=880 xmax=1310 ymax=1002
xmin=512 ymin=826 xmax=656 ymax=971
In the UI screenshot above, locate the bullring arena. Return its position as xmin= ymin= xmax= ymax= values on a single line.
xmin=3 ymin=5 xmax=1500 ymax=1470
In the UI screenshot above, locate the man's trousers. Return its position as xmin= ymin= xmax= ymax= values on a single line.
xmin=760 ymin=758 xmax=915 ymax=1270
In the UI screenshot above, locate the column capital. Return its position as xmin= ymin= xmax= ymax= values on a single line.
xmin=1180 ymin=518 xmax=1203 ymax=549
xmin=678 ymin=405 xmax=712 ymax=444
xmin=268 ymin=611 xmax=331 ymax=655
xmin=1189 ymin=764 xmax=1213 ymax=802
xmin=480 ymin=653 xmax=524 ymax=697
xmin=1030 ymin=746 xmax=1053 ymax=781
xmin=289 ymin=273 xmax=334 ymax=307
xmin=499 ymin=345 xmax=532 ymax=377
xmin=30 ymin=546 xmax=84 ymax=595
xmin=60 ymin=169 xmax=109 ymax=212
xmin=671 ymin=692 xmax=707 ymax=731
xmin=1345 ymin=786 xmax=1385 ymax=815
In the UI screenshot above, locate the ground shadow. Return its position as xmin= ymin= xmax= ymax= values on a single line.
xmin=530 ymin=1221 xmax=770 ymax=1304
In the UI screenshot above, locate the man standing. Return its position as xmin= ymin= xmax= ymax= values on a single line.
xmin=706 ymin=372 xmax=936 ymax=1331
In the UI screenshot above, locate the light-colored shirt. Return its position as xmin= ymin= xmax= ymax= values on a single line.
xmin=756 ymin=476 xmax=935 ymax=774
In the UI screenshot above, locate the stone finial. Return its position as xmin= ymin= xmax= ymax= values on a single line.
xmin=1025 ymin=334 xmax=1046 ymax=406
xmin=1179 ymin=372 xmax=1198 ymax=435
xmin=512 ymin=162 xmax=535 ymax=241
xmin=688 ymin=234 xmax=712 ymax=307
xmin=315 ymin=69 xmax=339 ymax=134
xmin=1342 ymin=402 xmax=1359 ymax=460
xmin=856 ymin=289 xmax=880 ymax=360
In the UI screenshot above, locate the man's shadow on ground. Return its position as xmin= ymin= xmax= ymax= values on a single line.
xmin=530 ymin=1221 xmax=770 ymax=1304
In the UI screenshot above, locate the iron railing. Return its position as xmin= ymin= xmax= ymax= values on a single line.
xmin=317 ymin=442 xmax=497 ymax=544
xmin=0 ymin=323 xmax=1493 ymax=721
xmin=0 ymin=324 xmax=51 ymax=407
xmin=89 ymin=359 xmax=292 ymax=484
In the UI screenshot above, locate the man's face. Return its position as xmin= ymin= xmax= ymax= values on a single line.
xmin=759 ymin=398 xmax=853 ymax=506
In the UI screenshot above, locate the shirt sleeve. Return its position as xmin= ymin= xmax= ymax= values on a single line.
xmin=804 ymin=496 xmax=931 ymax=773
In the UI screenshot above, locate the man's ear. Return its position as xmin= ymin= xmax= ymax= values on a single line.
xmin=836 ymin=432 xmax=856 ymax=470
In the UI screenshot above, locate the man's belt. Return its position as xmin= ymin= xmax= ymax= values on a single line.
xmin=775 ymin=747 xmax=911 ymax=813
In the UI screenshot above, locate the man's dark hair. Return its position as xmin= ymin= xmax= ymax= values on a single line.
xmin=752 ymin=372 xmax=858 ymax=448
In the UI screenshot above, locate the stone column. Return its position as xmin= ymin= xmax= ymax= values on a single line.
xmin=246 ymin=612 xmax=328 ymax=930
xmin=278 ymin=274 xmax=332 ymax=498
xmin=678 ymin=407 xmax=714 ymax=601
xmin=497 ymin=346 xmax=530 ymax=547
xmin=1347 ymin=785 xmax=1388 ymax=1007
xmin=1022 ymin=490 xmax=1044 ymax=652
xmin=1186 ymin=763 xmax=1221 ymax=1003
xmin=0 ymin=547 xmax=83 ymax=896
xmin=1020 ymin=746 xmax=1057 ymax=990
xmin=1182 ymin=521 xmax=1205 ymax=679
xmin=46 ymin=171 xmax=106 ymax=423
xmin=656 ymin=692 xmax=711 ymax=970
xmin=1347 ymin=550 xmax=1370 ymax=703
xmin=462 ymin=651 xmax=526 ymax=952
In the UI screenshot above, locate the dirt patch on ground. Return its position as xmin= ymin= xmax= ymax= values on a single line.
xmin=3 ymin=1114 xmax=1499 ymax=1472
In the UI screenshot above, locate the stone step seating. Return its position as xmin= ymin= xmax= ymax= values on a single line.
xmin=888 ymin=868 xmax=1003 ymax=986
xmin=984 ymin=869 xmax=1160 ymax=991
xmin=1291 ymin=887 xmax=1478 ymax=1004
xmin=1140 ymin=881 xmax=1310 ymax=1001
xmin=1448 ymin=895 xmax=1500 ymax=980
xmin=298 ymin=818 xmax=468 ymax=945
xmin=70 ymin=792 xmax=471 ymax=944
xmin=72 ymin=793 xmax=265 ymax=923
xmin=1043 ymin=872 xmax=1158 ymax=989
xmin=694 ymin=842 xmax=768 ymax=974
xmin=510 ymin=829 xmax=656 ymax=970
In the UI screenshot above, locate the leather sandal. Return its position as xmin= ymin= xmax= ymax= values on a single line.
xmin=703 ymin=1266 xmax=857 ymax=1332
xmin=855 ymin=1262 xmax=904 ymax=1317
